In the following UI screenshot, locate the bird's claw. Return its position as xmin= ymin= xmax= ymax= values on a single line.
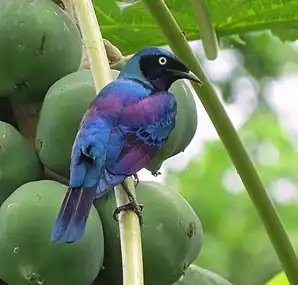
xmin=114 ymin=180 xmax=144 ymax=226
xmin=132 ymin=173 xmax=139 ymax=187
xmin=113 ymin=201 xmax=144 ymax=226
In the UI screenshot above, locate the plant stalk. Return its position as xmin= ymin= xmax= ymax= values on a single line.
xmin=72 ymin=2 xmax=144 ymax=285
xmin=190 ymin=0 xmax=218 ymax=60
xmin=142 ymin=0 xmax=298 ymax=284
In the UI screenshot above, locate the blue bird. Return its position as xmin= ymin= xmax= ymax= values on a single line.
xmin=51 ymin=46 xmax=201 ymax=243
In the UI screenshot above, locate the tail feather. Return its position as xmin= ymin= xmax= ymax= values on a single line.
xmin=51 ymin=187 xmax=96 ymax=243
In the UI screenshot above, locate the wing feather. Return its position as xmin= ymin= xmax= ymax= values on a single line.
xmin=106 ymin=92 xmax=177 ymax=176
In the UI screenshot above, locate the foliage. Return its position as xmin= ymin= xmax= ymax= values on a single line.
xmin=95 ymin=0 xmax=298 ymax=54
xmin=219 ymin=32 xmax=298 ymax=104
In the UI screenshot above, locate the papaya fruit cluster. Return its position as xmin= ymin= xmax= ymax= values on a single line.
xmin=0 ymin=0 xmax=233 ymax=284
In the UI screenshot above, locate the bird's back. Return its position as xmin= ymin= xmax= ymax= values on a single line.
xmin=69 ymin=77 xmax=177 ymax=197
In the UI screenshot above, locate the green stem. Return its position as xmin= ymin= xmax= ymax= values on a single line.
xmin=190 ymin=0 xmax=218 ymax=60
xmin=115 ymin=179 xmax=144 ymax=285
xmin=142 ymin=0 xmax=298 ymax=284
xmin=73 ymin=0 xmax=111 ymax=89
xmin=72 ymin=2 xmax=144 ymax=285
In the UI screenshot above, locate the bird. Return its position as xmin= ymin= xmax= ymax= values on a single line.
xmin=51 ymin=46 xmax=201 ymax=243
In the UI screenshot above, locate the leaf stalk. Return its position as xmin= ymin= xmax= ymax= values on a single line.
xmin=190 ymin=0 xmax=218 ymax=60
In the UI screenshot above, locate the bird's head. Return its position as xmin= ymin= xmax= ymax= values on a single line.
xmin=119 ymin=47 xmax=202 ymax=91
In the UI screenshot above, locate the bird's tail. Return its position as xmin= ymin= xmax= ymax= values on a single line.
xmin=51 ymin=187 xmax=96 ymax=243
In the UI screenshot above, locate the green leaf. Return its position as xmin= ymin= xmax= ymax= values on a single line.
xmin=94 ymin=0 xmax=298 ymax=54
xmin=266 ymin=272 xmax=289 ymax=285
xmin=227 ymin=32 xmax=298 ymax=80
xmin=271 ymin=26 xmax=298 ymax=42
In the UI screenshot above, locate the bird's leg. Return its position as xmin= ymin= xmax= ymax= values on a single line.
xmin=121 ymin=180 xmax=142 ymax=208
xmin=132 ymin=173 xmax=139 ymax=187
xmin=113 ymin=181 xmax=144 ymax=226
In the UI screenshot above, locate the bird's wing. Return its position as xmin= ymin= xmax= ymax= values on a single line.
xmin=106 ymin=92 xmax=177 ymax=176
xmin=68 ymin=79 xmax=152 ymax=194
xmin=68 ymin=117 xmax=111 ymax=189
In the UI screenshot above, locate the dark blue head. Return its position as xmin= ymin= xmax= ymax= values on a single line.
xmin=119 ymin=47 xmax=201 ymax=91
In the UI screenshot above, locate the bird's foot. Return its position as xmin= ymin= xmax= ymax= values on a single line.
xmin=112 ymin=181 xmax=144 ymax=226
xmin=113 ymin=201 xmax=144 ymax=226
xmin=132 ymin=173 xmax=139 ymax=187
xmin=152 ymin=171 xmax=162 ymax=177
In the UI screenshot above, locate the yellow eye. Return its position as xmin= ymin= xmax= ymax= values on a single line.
xmin=158 ymin=56 xmax=167 ymax=65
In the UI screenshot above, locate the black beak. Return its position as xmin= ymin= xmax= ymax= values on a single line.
xmin=167 ymin=69 xmax=202 ymax=84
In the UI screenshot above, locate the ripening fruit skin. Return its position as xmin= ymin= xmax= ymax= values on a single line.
xmin=0 ymin=121 xmax=43 ymax=204
xmin=0 ymin=0 xmax=82 ymax=102
xmin=94 ymin=181 xmax=203 ymax=285
xmin=0 ymin=180 xmax=104 ymax=285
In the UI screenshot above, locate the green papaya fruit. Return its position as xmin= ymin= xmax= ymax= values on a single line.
xmin=0 ymin=180 xmax=104 ymax=285
xmin=173 ymin=264 xmax=233 ymax=285
xmin=94 ymin=181 xmax=203 ymax=285
xmin=36 ymin=69 xmax=119 ymax=178
xmin=36 ymin=68 xmax=197 ymax=177
xmin=0 ymin=0 xmax=82 ymax=102
xmin=0 ymin=121 xmax=43 ymax=204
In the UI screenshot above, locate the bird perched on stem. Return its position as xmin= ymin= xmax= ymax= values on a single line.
xmin=51 ymin=46 xmax=201 ymax=243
